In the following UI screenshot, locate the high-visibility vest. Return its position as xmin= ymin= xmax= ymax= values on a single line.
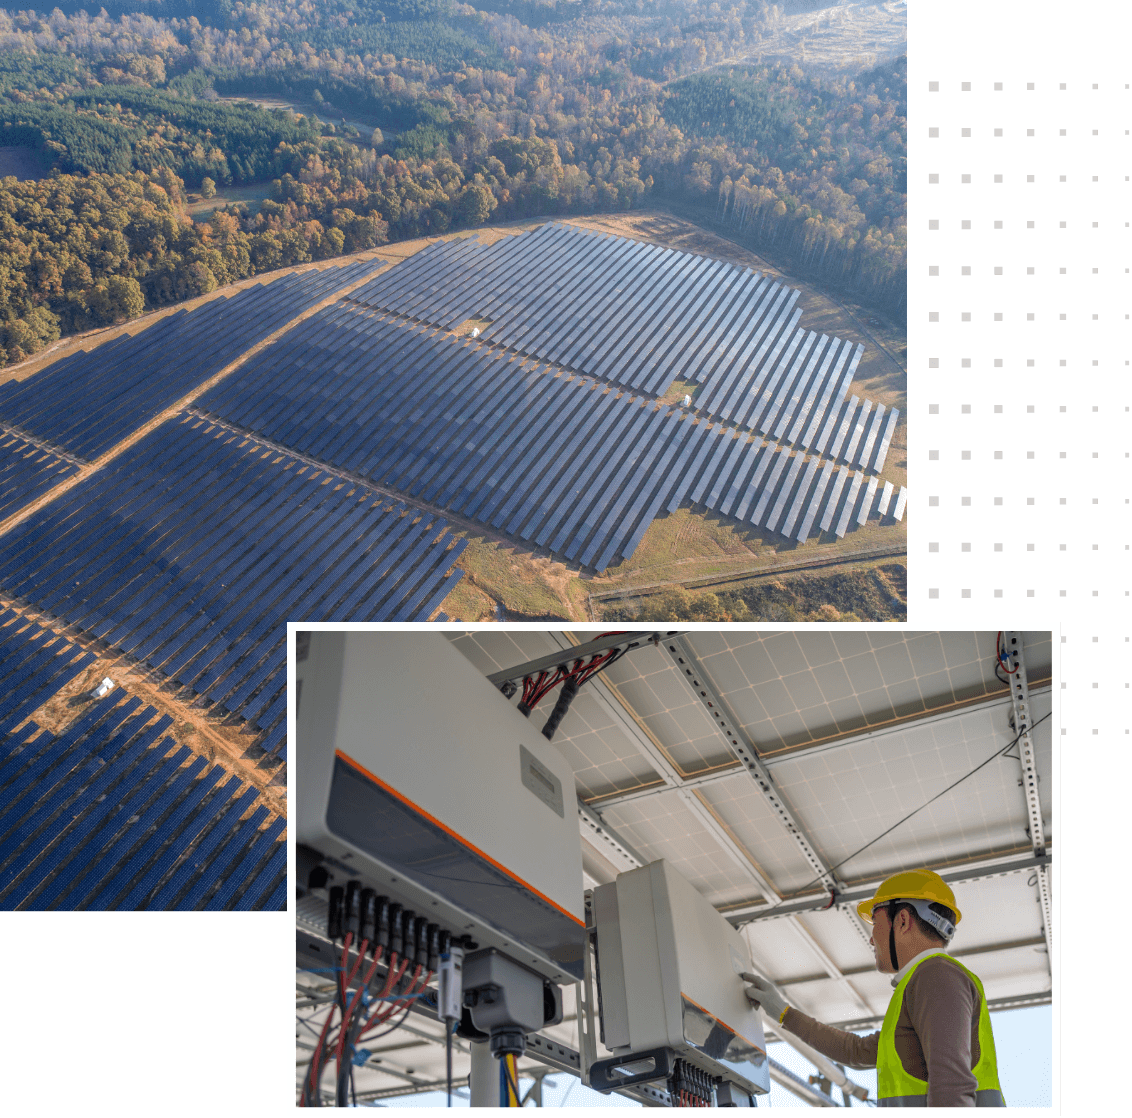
xmin=877 ymin=952 xmax=1005 ymax=1107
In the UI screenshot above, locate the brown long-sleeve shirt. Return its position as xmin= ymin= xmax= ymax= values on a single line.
xmin=781 ymin=954 xmax=983 ymax=1107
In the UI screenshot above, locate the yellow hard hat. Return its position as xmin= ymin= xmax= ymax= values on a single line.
xmin=856 ymin=869 xmax=962 ymax=926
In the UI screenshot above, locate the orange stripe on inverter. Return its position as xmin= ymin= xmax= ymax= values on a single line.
xmin=334 ymin=749 xmax=585 ymax=928
xmin=679 ymin=991 xmax=768 ymax=1055
xmin=681 ymin=992 xmax=737 ymax=1035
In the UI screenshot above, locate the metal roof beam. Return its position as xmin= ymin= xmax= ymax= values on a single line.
xmin=722 ymin=851 xmax=1052 ymax=925
xmin=661 ymin=635 xmax=841 ymax=894
xmin=583 ymin=683 xmax=1053 ymax=811
xmin=577 ymin=797 xmax=646 ymax=873
xmin=544 ymin=633 xmax=781 ymax=903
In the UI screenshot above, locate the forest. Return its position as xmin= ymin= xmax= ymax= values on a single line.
xmin=0 ymin=0 xmax=905 ymax=367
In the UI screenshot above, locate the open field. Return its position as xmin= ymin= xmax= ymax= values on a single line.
xmin=216 ymin=95 xmax=383 ymax=140
xmin=745 ymin=0 xmax=907 ymax=73
xmin=186 ymin=180 xmax=273 ymax=222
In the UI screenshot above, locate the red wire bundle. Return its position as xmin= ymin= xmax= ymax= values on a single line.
xmin=300 ymin=940 xmax=433 ymax=1106
xmin=520 ymin=632 xmax=628 ymax=711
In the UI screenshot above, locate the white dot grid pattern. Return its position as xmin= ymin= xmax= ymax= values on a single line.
xmin=923 ymin=78 xmax=1118 ymax=602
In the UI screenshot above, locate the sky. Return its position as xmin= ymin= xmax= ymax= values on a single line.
xmin=378 ymin=1003 xmax=1051 ymax=1108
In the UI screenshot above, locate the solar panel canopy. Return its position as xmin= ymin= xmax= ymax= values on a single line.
xmin=296 ymin=630 xmax=1051 ymax=1103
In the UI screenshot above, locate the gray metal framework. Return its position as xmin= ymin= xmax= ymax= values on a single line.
xmin=588 ymin=683 xmax=1055 ymax=810
xmin=1002 ymin=631 xmax=1053 ymax=965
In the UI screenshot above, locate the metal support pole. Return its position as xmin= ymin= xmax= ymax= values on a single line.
xmin=1002 ymin=631 xmax=1053 ymax=966
xmin=469 ymin=1040 xmax=496 ymax=1108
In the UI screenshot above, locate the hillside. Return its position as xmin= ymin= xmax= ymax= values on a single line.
xmin=0 ymin=1 xmax=906 ymax=366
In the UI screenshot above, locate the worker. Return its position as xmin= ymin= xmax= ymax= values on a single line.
xmin=742 ymin=869 xmax=1004 ymax=1107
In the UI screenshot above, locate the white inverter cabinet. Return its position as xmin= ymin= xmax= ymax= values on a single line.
xmin=295 ymin=630 xmax=586 ymax=985
xmin=590 ymin=859 xmax=771 ymax=1099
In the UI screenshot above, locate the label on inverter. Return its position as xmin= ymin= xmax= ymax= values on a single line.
xmin=520 ymin=743 xmax=564 ymax=817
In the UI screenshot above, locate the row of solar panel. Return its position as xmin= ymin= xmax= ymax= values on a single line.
xmin=348 ymin=223 xmax=895 ymax=468
xmin=779 ymin=390 xmax=902 ymax=476
xmin=351 ymin=224 xmax=786 ymax=398
xmin=197 ymin=302 xmax=677 ymax=568
xmin=0 ymin=612 xmax=284 ymax=909
xmin=0 ymin=607 xmax=93 ymax=734
xmin=0 ymin=433 xmax=81 ymax=522
xmin=197 ymin=303 xmax=903 ymax=570
xmin=0 ymin=704 xmax=285 ymax=911
xmin=0 ymin=260 xmax=383 ymax=464
xmin=0 ymin=417 xmax=466 ymax=758
xmin=631 ymin=419 xmax=906 ymax=555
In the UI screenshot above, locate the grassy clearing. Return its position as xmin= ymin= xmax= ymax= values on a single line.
xmin=590 ymin=504 xmax=906 ymax=594
xmin=448 ymin=533 xmax=586 ymax=621
xmin=453 ymin=316 xmax=494 ymax=338
xmin=599 ymin=558 xmax=908 ymax=622
xmin=186 ymin=181 xmax=272 ymax=222
xmin=659 ymin=377 xmax=701 ymax=406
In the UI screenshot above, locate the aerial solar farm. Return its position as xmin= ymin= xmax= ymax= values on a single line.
xmin=0 ymin=220 xmax=904 ymax=905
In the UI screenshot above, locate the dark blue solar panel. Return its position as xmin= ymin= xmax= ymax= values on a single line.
xmin=0 ymin=417 xmax=465 ymax=753
xmin=0 ymin=261 xmax=384 ymax=461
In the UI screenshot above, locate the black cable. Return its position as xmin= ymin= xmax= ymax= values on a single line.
xmin=334 ymin=950 xmax=386 ymax=1107
xmin=359 ymin=995 xmax=416 ymax=1042
xmin=350 ymin=1064 xmax=358 ymax=1108
xmin=738 ymin=712 xmax=1053 ymax=927
xmin=446 ymin=1020 xmax=454 ymax=1107
xmin=311 ymin=948 xmax=353 ymax=1108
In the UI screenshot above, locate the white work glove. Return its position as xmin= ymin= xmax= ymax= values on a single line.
xmin=740 ymin=972 xmax=789 ymax=1023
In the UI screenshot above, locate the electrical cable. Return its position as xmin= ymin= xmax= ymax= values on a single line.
xmin=334 ymin=939 xmax=372 ymax=1068
xmin=518 ymin=634 xmax=634 ymax=716
xmin=302 ymin=932 xmax=355 ymax=1106
xmin=446 ymin=1019 xmax=454 ymax=1108
xmin=332 ymin=941 xmax=391 ymax=1108
xmin=502 ymin=1055 xmax=521 ymax=1107
xmin=996 ymin=631 xmax=1021 ymax=675
xmin=357 ymin=963 xmax=422 ymax=1037
xmin=737 ymin=712 xmax=1053 ymax=928
xmin=357 ymin=995 xmax=416 ymax=1050
xmin=355 ymin=956 xmax=410 ymax=1035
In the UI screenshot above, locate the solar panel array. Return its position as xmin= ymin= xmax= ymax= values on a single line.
xmin=0 ymin=608 xmax=93 ymax=733
xmin=0 ymin=702 xmax=286 ymax=911
xmin=0 ymin=613 xmax=284 ymax=910
xmin=0 ymin=416 xmax=466 ymax=758
xmin=347 ymin=224 xmax=897 ymax=472
xmin=0 ymin=260 xmax=383 ymax=463
xmin=196 ymin=303 xmax=904 ymax=570
xmin=0 ymin=432 xmax=81 ymax=521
